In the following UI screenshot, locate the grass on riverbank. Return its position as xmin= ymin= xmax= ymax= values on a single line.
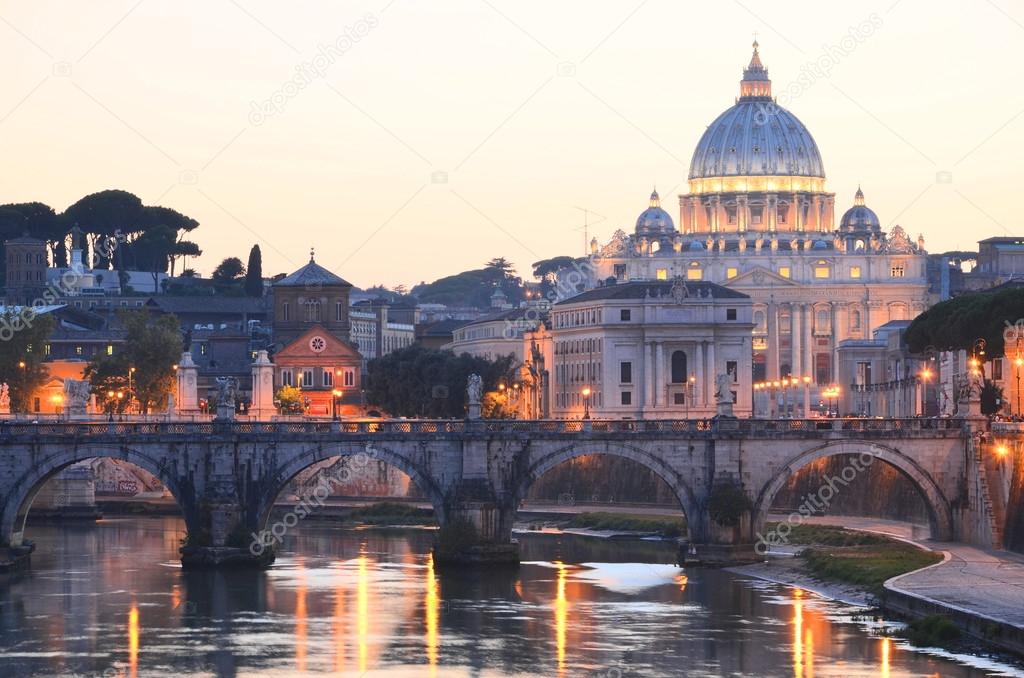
xmin=346 ymin=502 xmax=436 ymax=526
xmin=566 ymin=512 xmax=687 ymax=537
xmin=774 ymin=523 xmax=942 ymax=593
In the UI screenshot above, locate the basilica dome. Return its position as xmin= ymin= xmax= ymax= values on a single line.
xmin=688 ymin=42 xmax=825 ymax=183
xmin=635 ymin=189 xmax=676 ymax=238
xmin=839 ymin=187 xmax=881 ymax=233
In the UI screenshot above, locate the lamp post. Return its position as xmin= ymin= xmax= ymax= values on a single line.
xmin=107 ymin=390 xmax=115 ymax=422
xmin=332 ymin=389 xmax=342 ymax=420
xmin=116 ymin=391 xmax=125 ymax=421
xmin=686 ymin=374 xmax=696 ymax=419
xmin=919 ymin=367 xmax=933 ymax=417
xmin=128 ymin=366 xmax=136 ymax=415
xmin=802 ymin=375 xmax=812 ymax=418
xmin=582 ymin=386 xmax=591 ymax=419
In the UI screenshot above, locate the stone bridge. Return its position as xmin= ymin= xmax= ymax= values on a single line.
xmin=0 ymin=415 xmax=1006 ymax=566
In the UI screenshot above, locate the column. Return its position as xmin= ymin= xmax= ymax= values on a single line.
xmin=706 ymin=340 xmax=716 ymax=405
xmin=655 ymin=342 xmax=665 ymax=408
xmin=250 ymin=350 xmax=276 ymax=420
xmin=737 ymin=195 xmax=748 ymax=233
xmin=696 ymin=197 xmax=708 ymax=232
xmin=803 ymin=305 xmax=814 ymax=381
xmin=694 ymin=342 xmax=705 ymax=407
xmin=710 ymin=196 xmax=720 ymax=233
xmin=807 ymin=195 xmax=820 ymax=231
xmin=794 ymin=195 xmax=804 ymax=232
xmin=680 ymin=196 xmax=691 ymax=234
xmin=766 ymin=303 xmax=780 ymax=380
xmin=766 ymin=193 xmax=777 ymax=232
xmin=790 ymin=304 xmax=802 ymax=377
xmin=643 ymin=342 xmax=653 ymax=411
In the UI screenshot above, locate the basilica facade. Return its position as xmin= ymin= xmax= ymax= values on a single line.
xmin=583 ymin=42 xmax=930 ymax=407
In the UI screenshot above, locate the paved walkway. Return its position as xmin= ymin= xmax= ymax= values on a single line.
xmin=786 ymin=515 xmax=1024 ymax=630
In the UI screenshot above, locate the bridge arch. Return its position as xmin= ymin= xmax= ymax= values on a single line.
xmin=752 ymin=440 xmax=954 ymax=542
xmin=255 ymin=442 xmax=447 ymax=535
xmin=0 ymin=444 xmax=196 ymax=548
xmin=513 ymin=441 xmax=701 ymax=540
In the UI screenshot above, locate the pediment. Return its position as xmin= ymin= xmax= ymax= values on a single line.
xmin=725 ymin=266 xmax=799 ymax=288
xmin=276 ymin=324 xmax=361 ymax=359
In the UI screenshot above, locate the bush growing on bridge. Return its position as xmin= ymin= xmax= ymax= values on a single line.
xmin=707 ymin=483 xmax=752 ymax=528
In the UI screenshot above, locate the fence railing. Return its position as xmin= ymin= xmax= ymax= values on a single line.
xmin=0 ymin=416 xmax=969 ymax=439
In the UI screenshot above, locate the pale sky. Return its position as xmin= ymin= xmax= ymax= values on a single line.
xmin=1 ymin=1 xmax=1022 ymax=288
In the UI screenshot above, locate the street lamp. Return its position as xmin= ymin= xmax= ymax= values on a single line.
xmin=127 ymin=366 xmax=137 ymax=414
xmin=116 ymin=391 xmax=124 ymax=421
xmin=332 ymin=389 xmax=342 ymax=420
xmin=1015 ymin=355 xmax=1024 ymax=416
xmin=582 ymin=386 xmax=591 ymax=419
xmin=107 ymin=390 xmax=116 ymax=421
xmin=51 ymin=393 xmax=64 ymax=418
xmin=919 ymin=367 xmax=933 ymax=417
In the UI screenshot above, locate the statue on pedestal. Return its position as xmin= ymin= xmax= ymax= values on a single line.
xmin=466 ymin=374 xmax=483 ymax=420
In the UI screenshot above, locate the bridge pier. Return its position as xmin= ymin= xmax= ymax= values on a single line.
xmin=434 ymin=479 xmax=519 ymax=567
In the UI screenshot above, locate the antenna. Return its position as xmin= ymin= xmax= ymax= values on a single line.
xmin=572 ymin=207 xmax=607 ymax=255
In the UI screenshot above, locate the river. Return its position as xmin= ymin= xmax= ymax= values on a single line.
xmin=0 ymin=516 xmax=1021 ymax=677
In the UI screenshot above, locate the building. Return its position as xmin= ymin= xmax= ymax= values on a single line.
xmin=4 ymin=235 xmax=47 ymax=306
xmin=444 ymin=306 xmax=545 ymax=362
xmin=271 ymin=253 xmax=362 ymax=414
xmin=271 ymin=249 xmax=353 ymax=348
xmin=349 ymin=299 xmax=417 ymax=364
xmin=585 ymin=42 xmax=931 ymax=404
xmin=531 ymin=278 xmax=754 ymax=419
xmin=835 ymin=321 xmax=934 ymax=417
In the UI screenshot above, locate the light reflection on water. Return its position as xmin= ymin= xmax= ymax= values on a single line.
xmin=0 ymin=516 xmax=1020 ymax=677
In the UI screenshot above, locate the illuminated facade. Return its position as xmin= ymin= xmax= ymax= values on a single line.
xmin=586 ymin=43 xmax=930 ymax=407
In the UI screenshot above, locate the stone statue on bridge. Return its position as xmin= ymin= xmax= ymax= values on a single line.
xmin=714 ymin=373 xmax=735 ymax=418
xmin=466 ymin=374 xmax=483 ymax=420
xmin=215 ymin=377 xmax=238 ymax=421
xmin=0 ymin=383 xmax=9 ymax=414
xmin=62 ymin=379 xmax=91 ymax=418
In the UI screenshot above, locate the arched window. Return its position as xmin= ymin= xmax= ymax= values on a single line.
xmin=753 ymin=310 xmax=766 ymax=332
xmin=851 ymin=309 xmax=861 ymax=331
xmin=671 ymin=351 xmax=688 ymax=384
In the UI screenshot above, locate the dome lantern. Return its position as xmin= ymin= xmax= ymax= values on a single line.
xmin=739 ymin=40 xmax=771 ymax=100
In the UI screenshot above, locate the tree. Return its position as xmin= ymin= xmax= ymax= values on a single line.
xmin=0 ymin=202 xmax=62 ymax=271
xmin=276 ymin=385 xmax=304 ymax=414
xmin=131 ymin=223 xmax=177 ymax=293
xmin=365 ymin=344 xmax=514 ymax=417
xmin=62 ymin=190 xmax=144 ymax=272
xmin=906 ymin=288 xmax=1024 ymax=359
xmin=244 ymin=245 xmax=263 ymax=297
xmin=86 ymin=311 xmax=182 ymax=413
xmin=485 ymin=257 xmax=515 ymax=277
xmin=0 ymin=310 xmax=55 ymax=412
xmin=212 ymin=257 xmax=245 ymax=284
xmin=169 ymin=240 xmax=202 ymax=277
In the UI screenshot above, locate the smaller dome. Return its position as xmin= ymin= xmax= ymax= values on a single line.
xmin=839 ymin=186 xmax=881 ymax=233
xmin=812 ymin=239 xmax=829 ymax=250
xmin=635 ymin=189 xmax=676 ymax=237
xmin=688 ymin=240 xmax=705 ymax=251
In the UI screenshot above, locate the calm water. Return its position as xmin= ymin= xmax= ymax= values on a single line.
xmin=0 ymin=517 xmax=1021 ymax=677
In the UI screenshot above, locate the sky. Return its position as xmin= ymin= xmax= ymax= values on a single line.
xmin=1 ymin=0 xmax=1022 ymax=289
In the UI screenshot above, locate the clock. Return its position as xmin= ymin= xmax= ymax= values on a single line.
xmin=309 ymin=335 xmax=327 ymax=353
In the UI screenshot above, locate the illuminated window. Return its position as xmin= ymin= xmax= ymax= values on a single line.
xmin=75 ymin=346 xmax=83 ymax=355
xmin=106 ymin=344 xmax=113 ymax=355
xmin=656 ymin=268 xmax=668 ymax=280
xmin=726 ymin=267 xmax=738 ymax=279
xmin=850 ymin=266 xmax=862 ymax=279
xmin=686 ymin=269 xmax=703 ymax=281
xmin=814 ymin=266 xmax=830 ymax=279
xmin=778 ymin=267 xmax=791 ymax=278
xmin=891 ymin=265 xmax=905 ymax=278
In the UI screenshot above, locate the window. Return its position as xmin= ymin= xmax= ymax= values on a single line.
xmin=778 ymin=266 xmax=791 ymax=278
xmin=620 ymin=361 xmax=632 ymax=384
xmin=726 ymin=360 xmax=738 ymax=382
xmin=199 ymin=343 xmax=207 ymax=355
xmin=106 ymin=344 xmax=113 ymax=356
xmin=816 ymin=310 xmax=829 ymax=332
xmin=302 ymin=369 xmax=314 ymax=387
xmin=851 ymin=309 xmax=862 ymax=331
xmin=75 ymin=346 xmax=83 ymax=355
xmin=620 ymin=391 xmax=632 ymax=406
xmin=620 ymin=309 xmax=631 ymax=322
xmin=323 ymin=369 xmax=333 ymax=387
xmin=814 ymin=266 xmax=830 ymax=279
xmin=994 ymin=359 xmax=1003 ymax=381
xmin=726 ymin=267 xmax=738 ymax=279
xmin=673 ymin=392 xmax=685 ymax=405
xmin=344 ymin=370 xmax=354 ymax=386
xmin=305 ymin=300 xmax=321 ymax=322
xmin=671 ymin=351 xmax=688 ymax=383
xmin=44 ymin=344 xmax=50 ymax=356
xmin=281 ymin=369 xmax=294 ymax=387
xmin=890 ymin=265 xmax=905 ymax=278
xmin=850 ymin=266 xmax=862 ymax=279
xmin=656 ymin=268 xmax=668 ymax=280
xmin=726 ymin=308 xmax=737 ymax=321
xmin=282 ymin=302 xmax=290 ymax=321
xmin=614 ymin=264 xmax=626 ymax=279
xmin=686 ymin=268 xmax=703 ymax=281
xmin=336 ymin=301 xmax=343 ymax=321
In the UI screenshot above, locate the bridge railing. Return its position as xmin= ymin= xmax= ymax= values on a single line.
xmin=0 ymin=416 xmax=968 ymax=438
